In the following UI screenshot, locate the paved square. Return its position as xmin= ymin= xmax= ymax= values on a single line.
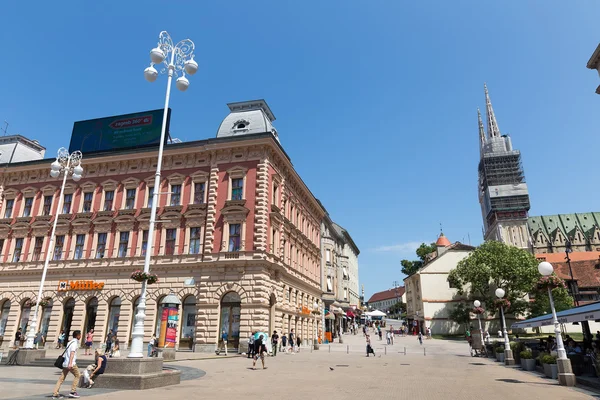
xmin=0 ymin=334 xmax=597 ymax=400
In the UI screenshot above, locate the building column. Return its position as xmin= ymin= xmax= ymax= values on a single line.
xmin=253 ymin=157 xmax=269 ymax=252
xmin=203 ymin=157 xmax=219 ymax=254
xmin=194 ymin=303 xmax=219 ymax=353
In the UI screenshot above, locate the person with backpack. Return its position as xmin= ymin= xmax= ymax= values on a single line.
xmin=271 ymin=330 xmax=279 ymax=356
xmin=252 ymin=331 xmax=267 ymax=370
xmin=52 ymin=330 xmax=82 ymax=399
xmin=247 ymin=331 xmax=255 ymax=359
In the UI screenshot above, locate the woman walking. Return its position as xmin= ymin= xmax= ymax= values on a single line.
xmin=84 ymin=329 xmax=94 ymax=355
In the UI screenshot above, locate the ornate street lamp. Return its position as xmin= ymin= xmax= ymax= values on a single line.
xmin=24 ymin=148 xmax=83 ymax=349
xmin=473 ymin=300 xmax=484 ymax=345
xmin=129 ymin=31 xmax=197 ymax=358
xmin=494 ymin=288 xmax=515 ymax=365
xmin=538 ymin=261 xmax=576 ymax=386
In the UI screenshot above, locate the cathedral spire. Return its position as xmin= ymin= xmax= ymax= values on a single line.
xmin=484 ymin=83 xmax=501 ymax=138
xmin=477 ymin=108 xmax=486 ymax=148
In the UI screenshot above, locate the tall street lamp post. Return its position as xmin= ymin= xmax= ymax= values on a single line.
xmin=494 ymin=288 xmax=514 ymax=365
xmin=538 ymin=261 xmax=576 ymax=386
xmin=24 ymin=148 xmax=83 ymax=349
xmin=129 ymin=31 xmax=197 ymax=358
xmin=473 ymin=300 xmax=484 ymax=344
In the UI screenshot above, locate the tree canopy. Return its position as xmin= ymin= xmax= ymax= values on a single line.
xmin=448 ymin=302 xmax=472 ymax=332
xmin=401 ymin=242 xmax=436 ymax=276
xmin=529 ymin=286 xmax=574 ymax=318
xmin=447 ymin=241 xmax=539 ymax=315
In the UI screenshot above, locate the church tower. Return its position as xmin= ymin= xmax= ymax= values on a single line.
xmin=478 ymin=84 xmax=531 ymax=249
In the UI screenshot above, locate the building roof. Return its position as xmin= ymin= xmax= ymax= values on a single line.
xmin=367 ymin=287 xmax=405 ymax=304
xmin=436 ymin=232 xmax=451 ymax=247
xmin=332 ymin=222 xmax=360 ymax=255
xmin=550 ymin=258 xmax=600 ymax=289
xmin=587 ymin=43 xmax=600 ymax=70
xmin=529 ymin=212 xmax=600 ymax=242
xmin=216 ymin=100 xmax=279 ymax=142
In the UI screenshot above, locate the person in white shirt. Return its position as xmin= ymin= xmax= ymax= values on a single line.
xmin=53 ymin=330 xmax=82 ymax=399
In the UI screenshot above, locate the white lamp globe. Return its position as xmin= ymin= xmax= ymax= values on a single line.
xmin=72 ymin=174 xmax=81 ymax=182
xmin=150 ymin=47 xmax=165 ymax=64
xmin=314 ymin=302 xmax=318 ymax=309
xmin=495 ymin=288 xmax=505 ymax=299
xmin=176 ymin=76 xmax=189 ymax=91
xmin=50 ymin=161 xmax=61 ymax=171
xmin=538 ymin=261 xmax=554 ymax=277
xmin=474 ymin=300 xmax=481 ymax=308
xmin=49 ymin=170 xmax=60 ymax=178
xmin=144 ymin=66 xmax=158 ymax=82
xmin=184 ymin=58 xmax=198 ymax=75
xmin=73 ymin=165 xmax=83 ymax=176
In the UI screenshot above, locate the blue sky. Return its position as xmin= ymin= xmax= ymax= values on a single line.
xmin=1 ymin=2 xmax=599 ymax=299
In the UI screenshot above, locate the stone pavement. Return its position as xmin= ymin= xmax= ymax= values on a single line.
xmin=1 ymin=332 xmax=599 ymax=400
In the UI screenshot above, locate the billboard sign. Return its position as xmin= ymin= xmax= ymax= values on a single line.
xmin=69 ymin=108 xmax=171 ymax=154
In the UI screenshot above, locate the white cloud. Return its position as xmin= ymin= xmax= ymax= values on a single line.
xmin=371 ymin=241 xmax=423 ymax=253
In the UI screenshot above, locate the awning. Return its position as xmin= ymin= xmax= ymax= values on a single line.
xmin=511 ymin=301 xmax=600 ymax=329
xmin=346 ymin=310 xmax=355 ymax=318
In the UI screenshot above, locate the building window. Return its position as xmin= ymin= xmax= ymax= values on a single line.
xmin=0 ymin=239 xmax=4 ymax=258
xmin=13 ymin=238 xmax=23 ymax=262
xmin=63 ymin=194 xmax=72 ymax=214
xmin=326 ymin=276 xmax=333 ymax=292
xmin=170 ymin=185 xmax=181 ymax=206
xmin=33 ymin=237 xmax=44 ymax=261
xmin=3 ymin=199 xmax=14 ymax=218
xmin=74 ymin=234 xmax=85 ymax=260
xmin=103 ymin=190 xmax=114 ymax=211
xmin=189 ymin=227 xmax=201 ymax=254
xmin=53 ymin=235 xmax=64 ymax=261
xmin=231 ymin=178 xmax=243 ymax=200
xmin=43 ymin=195 xmax=53 ymax=216
xmin=125 ymin=189 xmax=136 ymax=210
xmin=273 ymin=183 xmax=279 ymax=206
xmin=228 ymin=223 xmax=241 ymax=252
xmin=83 ymin=192 xmax=93 ymax=213
xmin=118 ymin=231 xmax=129 ymax=258
xmin=23 ymin=197 xmax=33 ymax=217
xmin=194 ymin=182 xmax=205 ymax=204
xmin=344 ymin=288 xmax=348 ymax=300
xmin=326 ymin=249 xmax=331 ymax=263
xmin=96 ymin=233 xmax=107 ymax=258
xmin=147 ymin=187 xmax=154 ymax=209
xmin=141 ymin=230 xmax=148 ymax=256
xmin=165 ymin=229 xmax=176 ymax=255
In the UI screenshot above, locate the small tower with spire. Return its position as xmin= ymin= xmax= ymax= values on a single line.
xmin=477 ymin=84 xmax=531 ymax=249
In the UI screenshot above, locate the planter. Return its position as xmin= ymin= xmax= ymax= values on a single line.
xmin=496 ymin=353 xmax=505 ymax=363
xmin=522 ymin=358 xmax=536 ymax=371
xmin=543 ymin=363 xmax=558 ymax=379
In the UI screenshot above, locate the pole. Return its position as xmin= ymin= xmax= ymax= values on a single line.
xmin=129 ymin=47 xmax=175 ymax=358
xmin=548 ymin=287 xmax=567 ymax=360
xmin=500 ymin=306 xmax=509 ymax=350
xmin=25 ymin=156 xmax=71 ymax=349
xmin=476 ymin=313 xmax=483 ymax=345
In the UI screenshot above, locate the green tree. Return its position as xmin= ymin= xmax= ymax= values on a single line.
xmin=529 ymin=286 xmax=574 ymax=318
xmin=401 ymin=242 xmax=436 ymax=276
xmin=447 ymin=241 xmax=539 ymax=315
xmin=448 ymin=302 xmax=472 ymax=332
xmin=388 ymin=301 xmax=405 ymax=315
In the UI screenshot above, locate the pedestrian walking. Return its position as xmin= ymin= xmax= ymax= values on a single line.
xmin=34 ymin=331 xmax=45 ymax=349
xmin=84 ymin=329 xmax=94 ymax=355
xmin=52 ymin=330 xmax=82 ymax=399
xmin=13 ymin=327 xmax=22 ymax=349
xmin=378 ymin=328 xmax=382 ymax=341
xmin=386 ymin=331 xmax=391 ymax=345
xmin=56 ymin=330 xmax=66 ymax=349
xmin=281 ymin=333 xmax=287 ymax=353
xmin=217 ymin=329 xmax=228 ymax=355
xmin=104 ymin=330 xmax=114 ymax=356
xmin=148 ymin=334 xmax=157 ymax=357
xmin=418 ymin=332 xmax=423 ymax=345
xmin=366 ymin=334 xmax=375 ymax=357
xmin=288 ymin=329 xmax=295 ymax=353
xmin=296 ymin=336 xmax=301 ymax=353
xmin=271 ymin=330 xmax=279 ymax=356
xmin=247 ymin=331 xmax=255 ymax=358
xmin=390 ymin=329 xmax=394 ymax=345
xmin=252 ymin=332 xmax=268 ymax=370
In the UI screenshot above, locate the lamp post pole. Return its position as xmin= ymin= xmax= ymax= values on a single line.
xmin=473 ymin=300 xmax=484 ymax=344
xmin=494 ymin=288 xmax=514 ymax=365
xmin=24 ymin=148 xmax=83 ymax=349
xmin=129 ymin=31 xmax=197 ymax=358
xmin=538 ymin=261 xmax=576 ymax=386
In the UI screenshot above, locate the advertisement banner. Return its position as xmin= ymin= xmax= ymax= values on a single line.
xmin=165 ymin=307 xmax=179 ymax=347
xmin=158 ymin=307 xmax=169 ymax=348
xmin=69 ymin=109 xmax=171 ymax=154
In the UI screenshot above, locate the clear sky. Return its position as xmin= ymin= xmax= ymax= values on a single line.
xmin=1 ymin=2 xmax=599 ymax=299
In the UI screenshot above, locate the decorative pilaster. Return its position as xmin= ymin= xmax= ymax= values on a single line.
xmin=253 ymin=157 xmax=269 ymax=252
xmin=204 ymin=157 xmax=219 ymax=254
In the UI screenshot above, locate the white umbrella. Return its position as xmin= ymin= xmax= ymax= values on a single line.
xmin=367 ymin=310 xmax=387 ymax=317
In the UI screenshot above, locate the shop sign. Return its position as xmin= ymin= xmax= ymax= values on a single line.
xmin=58 ymin=280 xmax=105 ymax=291
xmin=299 ymin=306 xmax=311 ymax=315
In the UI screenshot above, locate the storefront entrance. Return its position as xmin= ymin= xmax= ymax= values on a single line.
xmin=85 ymin=297 xmax=98 ymax=334
xmin=219 ymin=292 xmax=240 ymax=350
xmin=106 ymin=297 xmax=121 ymax=336
xmin=180 ymin=295 xmax=196 ymax=350
xmin=40 ymin=300 xmax=53 ymax=337
xmin=62 ymin=298 xmax=75 ymax=336
xmin=19 ymin=300 xmax=31 ymax=336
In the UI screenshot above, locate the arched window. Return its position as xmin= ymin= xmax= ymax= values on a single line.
xmin=62 ymin=298 xmax=76 ymax=337
xmin=219 ymin=292 xmax=241 ymax=350
xmin=85 ymin=297 xmax=98 ymax=334
xmin=40 ymin=298 xmax=54 ymax=336
xmin=19 ymin=299 xmax=32 ymax=334
xmin=0 ymin=300 xmax=11 ymax=336
xmin=180 ymin=295 xmax=196 ymax=350
xmin=106 ymin=297 xmax=121 ymax=336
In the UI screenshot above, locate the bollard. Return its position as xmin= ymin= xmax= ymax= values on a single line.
xmin=329 ymin=345 xmax=331 ymax=353
xmin=385 ymin=346 xmax=387 ymax=355
xmin=404 ymin=347 xmax=406 ymax=355
xmin=347 ymin=345 xmax=349 ymax=354
xmin=311 ymin=344 xmax=313 ymax=353
xmin=424 ymin=347 xmax=426 ymax=356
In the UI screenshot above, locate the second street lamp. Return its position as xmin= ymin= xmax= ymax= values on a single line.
xmin=473 ymin=300 xmax=484 ymax=347
xmin=538 ymin=261 xmax=576 ymax=386
xmin=494 ymin=288 xmax=515 ymax=365
xmin=24 ymin=148 xmax=83 ymax=349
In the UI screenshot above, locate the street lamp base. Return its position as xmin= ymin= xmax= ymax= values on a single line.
xmin=504 ymin=349 xmax=515 ymax=365
xmin=557 ymin=358 xmax=576 ymax=386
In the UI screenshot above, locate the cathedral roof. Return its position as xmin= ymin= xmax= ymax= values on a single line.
xmin=528 ymin=212 xmax=600 ymax=242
